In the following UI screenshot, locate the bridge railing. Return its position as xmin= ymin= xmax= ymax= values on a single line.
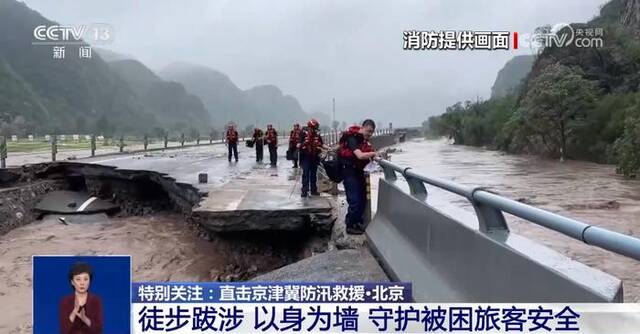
xmin=368 ymin=158 xmax=637 ymax=302
xmin=376 ymin=158 xmax=640 ymax=261
xmin=0 ymin=133 xmax=228 ymax=167
xmin=320 ymin=128 xmax=394 ymax=147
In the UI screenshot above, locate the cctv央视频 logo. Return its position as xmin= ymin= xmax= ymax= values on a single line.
xmin=520 ymin=22 xmax=604 ymax=51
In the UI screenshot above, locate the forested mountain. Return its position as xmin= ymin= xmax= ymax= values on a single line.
xmin=109 ymin=59 xmax=211 ymax=132
xmin=426 ymin=0 xmax=640 ymax=176
xmin=0 ymin=0 xmax=156 ymax=135
xmin=0 ymin=0 xmax=313 ymax=137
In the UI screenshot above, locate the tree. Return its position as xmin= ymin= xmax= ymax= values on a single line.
xmin=517 ymin=64 xmax=599 ymax=160
xmin=612 ymin=115 xmax=640 ymax=177
xmin=189 ymin=127 xmax=199 ymax=141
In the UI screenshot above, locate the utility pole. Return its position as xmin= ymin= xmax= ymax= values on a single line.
xmin=332 ymin=98 xmax=335 ymax=127
xmin=0 ymin=135 xmax=6 ymax=168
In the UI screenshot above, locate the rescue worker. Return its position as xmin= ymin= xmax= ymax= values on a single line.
xmin=252 ymin=127 xmax=264 ymax=162
xmin=225 ymin=124 xmax=239 ymax=162
xmin=288 ymin=123 xmax=302 ymax=168
xmin=265 ymin=124 xmax=278 ymax=166
xmin=338 ymin=119 xmax=378 ymax=235
xmin=297 ymin=119 xmax=328 ymax=197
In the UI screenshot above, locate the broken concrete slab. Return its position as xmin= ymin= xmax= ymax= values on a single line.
xmin=192 ymin=166 xmax=336 ymax=232
xmin=2 ymin=162 xmax=203 ymax=215
xmin=251 ymin=248 xmax=388 ymax=282
xmin=34 ymin=190 xmax=119 ymax=214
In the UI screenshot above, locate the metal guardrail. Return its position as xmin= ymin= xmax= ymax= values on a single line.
xmin=0 ymin=128 xmax=394 ymax=167
xmin=376 ymin=158 xmax=640 ymax=262
xmin=320 ymin=128 xmax=393 ymax=147
xmin=0 ymin=133 xmax=234 ymax=167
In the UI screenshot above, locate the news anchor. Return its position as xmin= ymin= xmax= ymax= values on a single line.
xmin=59 ymin=262 xmax=103 ymax=334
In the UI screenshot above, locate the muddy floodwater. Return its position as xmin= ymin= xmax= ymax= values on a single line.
xmin=0 ymin=213 xmax=297 ymax=334
xmin=372 ymin=138 xmax=640 ymax=302
xmin=1 ymin=137 xmax=639 ymax=333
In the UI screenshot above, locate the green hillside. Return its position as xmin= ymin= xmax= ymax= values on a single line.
xmin=109 ymin=59 xmax=211 ymax=133
xmin=426 ymin=0 xmax=640 ymax=177
xmin=0 ymin=0 xmax=156 ymax=136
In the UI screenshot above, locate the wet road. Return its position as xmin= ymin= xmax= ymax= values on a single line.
xmin=4 ymin=140 xmax=218 ymax=167
xmin=83 ymin=142 xmax=279 ymax=187
xmin=372 ymin=138 xmax=640 ymax=302
xmin=0 ymin=143 xmax=298 ymax=333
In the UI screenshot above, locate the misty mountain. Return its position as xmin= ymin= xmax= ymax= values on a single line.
xmin=160 ymin=62 xmax=309 ymax=129
xmin=94 ymin=48 xmax=134 ymax=63
xmin=0 ymin=0 xmax=157 ymax=135
xmin=490 ymin=55 xmax=534 ymax=98
xmin=244 ymin=85 xmax=308 ymax=127
xmin=160 ymin=62 xmax=248 ymax=127
xmin=109 ymin=59 xmax=211 ymax=132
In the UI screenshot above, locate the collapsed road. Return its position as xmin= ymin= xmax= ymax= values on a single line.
xmin=0 ymin=139 xmax=396 ymax=333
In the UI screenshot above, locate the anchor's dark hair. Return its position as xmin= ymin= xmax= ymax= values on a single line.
xmin=68 ymin=262 xmax=93 ymax=288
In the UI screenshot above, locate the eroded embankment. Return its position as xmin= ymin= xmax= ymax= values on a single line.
xmin=0 ymin=162 xmax=336 ymax=333
xmin=0 ymin=162 xmax=333 ymax=280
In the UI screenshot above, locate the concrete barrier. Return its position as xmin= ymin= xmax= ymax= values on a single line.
xmin=367 ymin=161 xmax=626 ymax=302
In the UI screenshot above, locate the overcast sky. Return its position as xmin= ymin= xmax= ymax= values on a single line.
xmin=23 ymin=0 xmax=609 ymax=126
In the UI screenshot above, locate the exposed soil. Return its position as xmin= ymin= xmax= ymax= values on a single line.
xmin=0 ymin=162 xmax=332 ymax=333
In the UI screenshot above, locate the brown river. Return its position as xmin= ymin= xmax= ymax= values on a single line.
xmin=371 ymin=138 xmax=640 ymax=302
xmin=1 ymin=137 xmax=639 ymax=333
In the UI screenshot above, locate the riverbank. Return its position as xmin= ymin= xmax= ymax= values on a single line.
xmin=387 ymin=138 xmax=640 ymax=301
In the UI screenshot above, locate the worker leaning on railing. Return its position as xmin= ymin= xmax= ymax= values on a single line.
xmin=336 ymin=119 xmax=379 ymax=235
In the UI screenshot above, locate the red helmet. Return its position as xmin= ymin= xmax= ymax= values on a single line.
xmin=307 ymin=119 xmax=319 ymax=128
xmin=294 ymin=123 xmax=300 ymax=128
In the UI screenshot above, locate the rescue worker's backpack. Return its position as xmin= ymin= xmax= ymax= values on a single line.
xmin=286 ymin=149 xmax=296 ymax=161
xmin=321 ymin=157 xmax=343 ymax=183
